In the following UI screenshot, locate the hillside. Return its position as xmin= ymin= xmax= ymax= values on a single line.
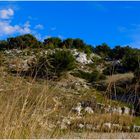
xmin=0 ymin=34 xmax=140 ymax=138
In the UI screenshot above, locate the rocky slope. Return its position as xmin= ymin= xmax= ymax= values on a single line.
xmin=0 ymin=48 xmax=140 ymax=134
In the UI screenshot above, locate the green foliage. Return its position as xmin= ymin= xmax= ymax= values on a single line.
xmin=84 ymin=45 xmax=93 ymax=57
xmin=43 ymin=37 xmax=94 ymax=55
xmin=103 ymin=65 xmax=113 ymax=75
xmin=72 ymin=70 xmax=106 ymax=83
xmin=62 ymin=38 xmax=73 ymax=48
xmin=73 ymin=38 xmax=85 ymax=49
xmin=122 ymin=49 xmax=140 ymax=71
xmin=86 ymin=57 xmax=103 ymax=70
xmin=110 ymin=46 xmax=131 ymax=60
xmin=92 ymin=56 xmax=103 ymax=65
xmin=48 ymin=50 xmax=76 ymax=76
xmin=95 ymin=43 xmax=111 ymax=58
xmin=0 ymin=40 xmax=8 ymax=50
xmin=103 ymin=64 xmax=127 ymax=75
xmin=28 ymin=50 xmax=76 ymax=78
xmin=43 ymin=37 xmax=62 ymax=49
xmin=7 ymin=34 xmax=42 ymax=49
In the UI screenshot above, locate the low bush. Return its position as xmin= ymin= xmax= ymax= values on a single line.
xmin=48 ymin=50 xmax=76 ymax=75
xmin=27 ymin=50 xmax=76 ymax=78
xmin=72 ymin=70 xmax=106 ymax=83
xmin=103 ymin=65 xmax=127 ymax=75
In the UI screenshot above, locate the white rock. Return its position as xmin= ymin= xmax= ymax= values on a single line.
xmin=62 ymin=118 xmax=71 ymax=125
xmin=112 ymin=123 xmax=122 ymax=130
xmin=124 ymin=107 xmax=130 ymax=115
xmin=85 ymin=107 xmax=94 ymax=114
xmin=75 ymin=52 xmax=92 ymax=64
xmin=60 ymin=123 xmax=67 ymax=130
xmin=79 ymin=123 xmax=84 ymax=129
xmin=116 ymin=107 xmax=122 ymax=115
xmin=133 ymin=125 xmax=140 ymax=132
xmin=72 ymin=103 xmax=82 ymax=116
xmin=103 ymin=122 xmax=111 ymax=129
xmin=5 ymin=50 xmax=12 ymax=54
xmin=22 ymin=60 xmax=30 ymax=71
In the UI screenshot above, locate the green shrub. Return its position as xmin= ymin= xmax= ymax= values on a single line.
xmin=103 ymin=64 xmax=127 ymax=75
xmin=72 ymin=70 xmax=106 ymax=83
xmin=122 ymin=51 xmax=140 ymax=72
xmin=7 ymin=34 xmax=42 ymax=49
xmin=48 ymin=50 xmax=76 ymax=76
xmin=87 ymin=56 xmax=103 ymax=69
xmin=103 ymin=65 xmax=113 ymax=75
xmin=28 ymin=50 xmax=76 ymax=78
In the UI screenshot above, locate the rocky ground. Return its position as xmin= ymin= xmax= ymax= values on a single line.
xmin=0 ymin=48 xmax=140 ymax=138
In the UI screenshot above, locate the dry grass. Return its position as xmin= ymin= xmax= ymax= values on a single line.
xmin=105 ymin=72 xmax=134 ymax=84
xmin=0 ymin=67 xmax=139 ymax=138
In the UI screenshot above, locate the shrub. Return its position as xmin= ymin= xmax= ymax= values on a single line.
xmin=122 ymin=51 xmax=140 ymax=72
xmin=48 ymin=50 xmax=76 ymax=76
xmin=103 ymin=64 xmax=126 ymax=75
xmin=7 ymin=34 xmax=42 ymax=49
xmin=103 ymin=65 xmax=113 ymax=75
xmin=0 ymin=40 xmax=8 ymax=50
xmin=43 ymin=37 xmax=62 ymax=49
xmin=72 ymin=70 xmax=106 ymax=83
xmin=28 ymin=50 xmax=76 ymax=78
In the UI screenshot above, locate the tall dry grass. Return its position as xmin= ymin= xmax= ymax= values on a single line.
xmin=0 ymin=58 xmax=139 ymax=138
xmin=0 ymin=67 xmax=61 ymax=138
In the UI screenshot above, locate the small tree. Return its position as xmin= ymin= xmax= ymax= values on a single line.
xmin=48 ymin=50 xmax=76 ymax=76
xmin=43 ymin=37 xmax=62 ymax=49
xmin=62 ymin=38 xmax=74 ymax=48
xmin=7 ymin=34 xmax=41 ymax=49
xmin=0 ymin=40 xmax=8 ymax=50
xmin=122 ymin=51 xmax=140 ymax=72
xmin=95 ymin=43 xmax=111 ymax=58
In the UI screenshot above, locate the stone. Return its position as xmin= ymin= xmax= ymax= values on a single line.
xmin=75 ymin=52 xmax=92 ymax=64
xmin=62 ymin=118 xmax=71 ymax=125
xmin=130 ymin=108 xmax=135 ymax=116
xmin=60 ymin=123 xmax=67 ymax=130
xmin=104 ymin=105 xmax=111 ymax=113
xmin=112 ymin=124 xmax=122 ymax=131
xmin=103 ymin=122 xmax=111 ymax=129
xmin=133 ymin=125 xmax=140 ymax=132
xmin=86 ymin=124 xmax=93 ymax=130
xmin=60 ymin=117 xmax=71 ymax=130
xmin=85 ymin=107 xmax=94 ymax=114
xmin=72 ymin=103 xmax=82 ymax=116
xmin=78 ymin=123 xmax=84 ymax=129
xmin=116 ymin=107 xmax=122 ymax=115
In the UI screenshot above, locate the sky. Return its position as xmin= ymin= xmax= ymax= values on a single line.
xmin=0 ymin=1 xmax=140 ymax=48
